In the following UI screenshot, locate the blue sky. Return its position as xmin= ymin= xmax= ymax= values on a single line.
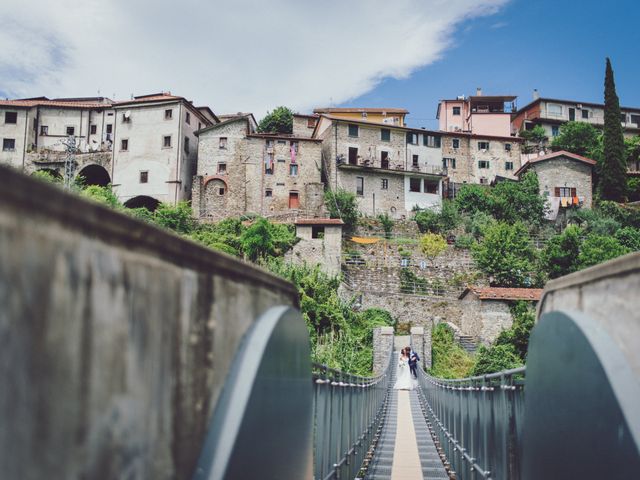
xmin=348 ymin=0 xmax=640 ymax=129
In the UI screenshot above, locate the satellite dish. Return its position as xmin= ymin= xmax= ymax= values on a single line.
xmin=124 ymin=110 xmax=131 ymax=118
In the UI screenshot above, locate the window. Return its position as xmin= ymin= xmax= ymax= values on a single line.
xmin=424 ymin=179 xmax=439 ymax=194
xmin=265 ymin=189 xmax=273 ymax=197
xmin=621 ymin=113 xmax=627 ymax=123
xmin=121 ymin=139 xmax=129 ymax=151
xmin=443 ymin=157 xmax=456 ymax=169
xmin=217 ymin=163 xmax=227 ymax=174
xmin=307 ymin=117 xmax=317 ymax=128
xmin=348 ymin=124 xmax=359 ymax=137
xmin=406 ymin=132 xmax=418 ymax=144
xmin=555 ymin=187 xmax=576 ymax=198
xmin=40 ymin=125 xmax=48 ymax=135
xmin=452 ymin=138 xmax=460 ymax=149
xmin=479 ymin=177 xmax=488 ymax=185
xmin=90 ymin=124 xmax=97 ymax=135
xmin=381 ymin=178 xmax=388 ymax=190
xmin=381 ymin=151 xmax=389 ymax=169
xmin=277 ymin=140 xmax=286 ymax=145
xmin=356 ymin=177 xmax=364 ymax=196
xmin=631 ymin=114 xmax=640 ymax=125
xmin=219 ymin=137 xmax=228 ymax=149
xmin=569 ymin=108 xmax=575 ymax=121
xmin=582 ymin=109 xmax=590 ymax=119
xmin=139 ymin=171 xmax=148 ymax=183
xmin=290 ymin=164 xmax=298 ymax=176
xmin=424 ymin=135 xmax=441 ymax=148
xmin=265 ymin=153 xmax=274 ymax=174
xmin=163 ymin=135 xmax=172 ymax=148
xmin=4 ymin=112 xmax=17 ymax=124
xmin=348 ymin=147 xmax=358 ymax=165
xmin=312 ymin=226 xmax=325 ymax=239
xmin=381 ymin=128 xmax=391 ymax=141
xmin=218 ymin=187 xmax=225 ymax=196
xmin=478 ymin=160 xmax=490 ymax=169
xmin=551 ymin=125 xmax=560 ymax=137
xmin=505 ymin=161 xmax=514 ymax=170
xmin=66 ymin=126 xmax=75 ymax=136
xmin=184 ymin=136 xmax=190 ymax=153
xmin=412 ymin=155 xmax=419 ymax=167
xmin=478 ymin=141 xmax=490 ymax=150
xmin=547 ymin=104 xmax=562 ymax=116
xmin=452 ymin=106 xmax=461 ymax=116
xmin=504 ymin=143 xmax=512 ymax=152
xmin=165 ymin=109 xmax=173 ymax=120
xmin=186 ymin=112 xmax=191 ymax=124
xmin=400 ymin=258 xmax=410 ymax=267
xmin=198 ymin=122 xmax=201 ymax=130
xmin=409 ymin=178 xmax=421 ymax=192
xmin=106 ymin=124 xmax=113 ymax=134
xmin=2 ymin=138 xmax=16 ymax=151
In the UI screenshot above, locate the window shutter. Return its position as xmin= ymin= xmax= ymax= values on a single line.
xmin=434 ymin=136 xmax=441 ymax=148
xmin=554 ymin=187 xmax=561 ymax=197
xmin=571 ymin=188 xmax=577 ymax=197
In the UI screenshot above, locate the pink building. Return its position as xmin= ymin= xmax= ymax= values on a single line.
xmin=436 ymin=88 xmax=516 ymax=138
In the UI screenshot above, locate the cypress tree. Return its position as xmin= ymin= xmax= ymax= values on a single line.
xmin=599 ymin=57 xmax=627 ymax=201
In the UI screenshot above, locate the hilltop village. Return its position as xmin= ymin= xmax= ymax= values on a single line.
xmin=3 ymin=86 xmax=640 ymax=375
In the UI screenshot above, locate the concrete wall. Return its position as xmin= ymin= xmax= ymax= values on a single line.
xmin=0 ymin=106 xmax=29 ymax=169
xmin=0 ymin=165 xmax=298 ymax=480
xmin=538 ymin=252 xmax=640 ymax=381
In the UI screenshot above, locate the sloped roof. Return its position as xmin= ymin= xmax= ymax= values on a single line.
xmin=515 ymin=150 xmax=596 ymax=176
xmin=459 ymin=286 xmax=543 ymax=301
xmin=314 ymin=107 xmax=409 ymax=114
xmin=0 ymin=98 xmax=113 ymax=109
xmin=295 ymin=218 xmax=344 ymax=226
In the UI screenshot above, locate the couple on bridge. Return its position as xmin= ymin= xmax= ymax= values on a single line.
xmin=393 ymin=346 xmax=420 ymax=390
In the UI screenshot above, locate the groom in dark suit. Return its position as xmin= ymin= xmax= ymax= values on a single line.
xmin=408 ymin=348 xmax=420 ymax=378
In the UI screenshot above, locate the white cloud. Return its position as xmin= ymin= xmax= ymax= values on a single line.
xmin=0 ymin=0 xmax=508 ymax=117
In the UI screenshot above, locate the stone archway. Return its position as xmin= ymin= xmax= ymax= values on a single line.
xmin=123 ymin=196 xmax=161 ymax=212
xmin=77 ymin=164 xmax=111 ymax=187
xmin=203 ymin=178 xmax=228 ymax=217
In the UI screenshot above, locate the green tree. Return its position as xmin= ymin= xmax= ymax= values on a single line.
xmin=429 ymin=324 xmax=475 ymax=379
xmin=519 ymin=125 xmax=547 ymax=153
xmin=257 ymin=106 xmax=293 ymax=134
xmin=472 ymin=344 xmax=523 ymax=376
xmin=454 ymin=184 xmax=492 ymax=215
xmin=419 ymin=233 xmax=447 ymax=263
xmin=472 ymin=222 xmax=537 ymax=287
xmin=495 ymin=301 xmax=537 ymax=360
xmin=577 ymin=233 xmax=630 ymax=269
xmin=615 ymin=227 xmax=640 ymax=251
xmin=491 ymin=171 xmax=546 ymax=227
xmin=153 ymin=201 xmax=196 ymax=234
xmin=540 ymin=225 xmax=583 ymax=279
xmin=81 ymin=185 xmax=121 ymax=209
xmin=240 ymin=217 xmax=275 ymax=261
xmin=324 ymin=189 xmax=359 ymax=232
xmin=550 ymin=121 xmax=600 ymax=157
xmin=599 ymin=58 xmax=627 ymax=201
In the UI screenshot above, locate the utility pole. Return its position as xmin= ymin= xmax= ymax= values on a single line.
xmin=60 ymin=135 xmax=77 ymax=190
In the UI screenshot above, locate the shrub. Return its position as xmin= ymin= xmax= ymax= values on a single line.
xmin=153 ymin=201 xmax=196 ymax=234
xmin=81 ymin=185 xmax=121 ymax=209
xmin=615 ymin=227 xmax=640 ymax=251
xmin=420 ymin=233 xmax=447 ymax=262
xmin=578 ymin=234 xmax=630 ymax=269
xmin=414 ymin=208 xmax=440 ymax=233
xmin=378 ymin=213 xmax=394 ymax=237
xmin=325 ymin=189 xmax=359 ymax=232
xmin=471 ymin=344 xmax=523 ymax=376
xmin=429 ymin=324 xmax=475 ymax=379
xmin=465 ymin=211 xmax=497 ymax=239
xmin=454 ymin=184 xmax=492 ymax=215
xmin=540 ymin=225 xmax=583 ymax=279
xmin=454 ymin=234 xmax=475 ymax=250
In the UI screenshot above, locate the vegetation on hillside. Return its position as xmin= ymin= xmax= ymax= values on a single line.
xmin=325 ymin=188 xmax=360 ymax=232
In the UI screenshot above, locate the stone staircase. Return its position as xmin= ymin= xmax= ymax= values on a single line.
xmin=458 ymin=335 xmax=479 ymax=354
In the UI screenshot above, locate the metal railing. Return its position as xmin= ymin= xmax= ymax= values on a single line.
xmin=312 ymin=353 xmax=393 ymax=480
xmin=417 ymin=367 xmax=526 ymax=480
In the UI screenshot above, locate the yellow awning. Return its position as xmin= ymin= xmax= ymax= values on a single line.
xmin=350 ymin=236 xmax=381 ymax=244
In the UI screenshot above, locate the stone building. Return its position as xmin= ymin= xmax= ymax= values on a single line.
xmin=458 ymin=286 xmax=542 ymax=345
xmin=315 ymin=114 xmax=444 ymax=218
xmin=313 ymin=107 xmax=408 ymax=127
xmin=0 ymin=97 xmax=116 ymax=183
xmin=192 ymin=115 xmax=324 ymax=221
xmin=0 ymin=93 xmax=217 ymax=208
xmin=515 ymin=150 xmax=595 ymax=217
xmin=284 ymin=218 xmax=344 ymax=276
xmin=111 ymin=93 xmax=216 ymax=208
xmin=292 ymin=113 xmax=318 ymax=138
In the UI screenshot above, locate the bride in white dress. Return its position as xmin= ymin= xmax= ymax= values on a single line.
xmin=393 ymin=347 xmax=416 ymax=390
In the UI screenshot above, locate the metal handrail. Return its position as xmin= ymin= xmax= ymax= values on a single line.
xmin=312 ymin=353 xmax=394 ymax=480
xmin=416 ymin=367 xmax=526 ymax=480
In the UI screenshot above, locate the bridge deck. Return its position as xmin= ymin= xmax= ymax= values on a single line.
xmin=366 ymin=365 xmax=449 ymax=479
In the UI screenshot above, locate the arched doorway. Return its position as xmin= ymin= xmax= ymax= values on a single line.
xmin=124 ymin=195 xmax=161 ymax=212
xmin=77 ymin=164 xmax=111 ymax=187
xmin=203 ymin=178 xmax=228 ymax=217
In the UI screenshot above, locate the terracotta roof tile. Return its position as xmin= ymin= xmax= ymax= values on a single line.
xmin=0 ymin=99 xmax=112 ymax=109
xmin=460 ymin=286 xmax=543 ymax=301
xmin=295 ymin=218 xmax=344 ymax=225
xmin=314 ymin=107 xmax=409 ymax=114
xmin=515 ymin=150 xmax=596 ymax=176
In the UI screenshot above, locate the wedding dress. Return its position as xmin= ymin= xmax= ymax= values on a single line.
xmin=393 ymin=353 xmax=416 ymax=390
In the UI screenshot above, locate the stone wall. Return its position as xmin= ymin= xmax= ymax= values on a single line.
xmin=459 ymin=294 xmax=515 ymax=345
xmin=528 ymin=156 xmax=593 ymax=208
xmin=372 ymin=326 xmax=394 ymax=375
xmin=285 ymin=224 xmax=343 ymax=276
xmin=0 ymin=166 xmax=298 ymax=480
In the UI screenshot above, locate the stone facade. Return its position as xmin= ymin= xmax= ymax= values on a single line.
xmin=292 ymin=114 xmax=317 ymax=138
xmin=193 ymin=117 xmax=324 ymax=221
xmin=517 ymin=152 xmax=594 ymax=209
xmin=285 ymin=221 xmax=343 ymax=276
xmin=459 ymin=294 xmax=514 ymax=345
xmin=372 ymin=326 xmax=395 ymax=375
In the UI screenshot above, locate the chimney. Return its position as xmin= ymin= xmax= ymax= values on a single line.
xmin=476 ymin=87 xmax=483 ymax=96
xmin=533 ymin=89 xmax=540 ymax=100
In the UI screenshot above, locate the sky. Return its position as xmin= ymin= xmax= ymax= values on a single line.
xmin=1 ymin=0 xmax=638 ymax=127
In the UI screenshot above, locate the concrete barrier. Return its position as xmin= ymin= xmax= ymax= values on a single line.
xmin=0 ymin=165 xmax=298 ymax=479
